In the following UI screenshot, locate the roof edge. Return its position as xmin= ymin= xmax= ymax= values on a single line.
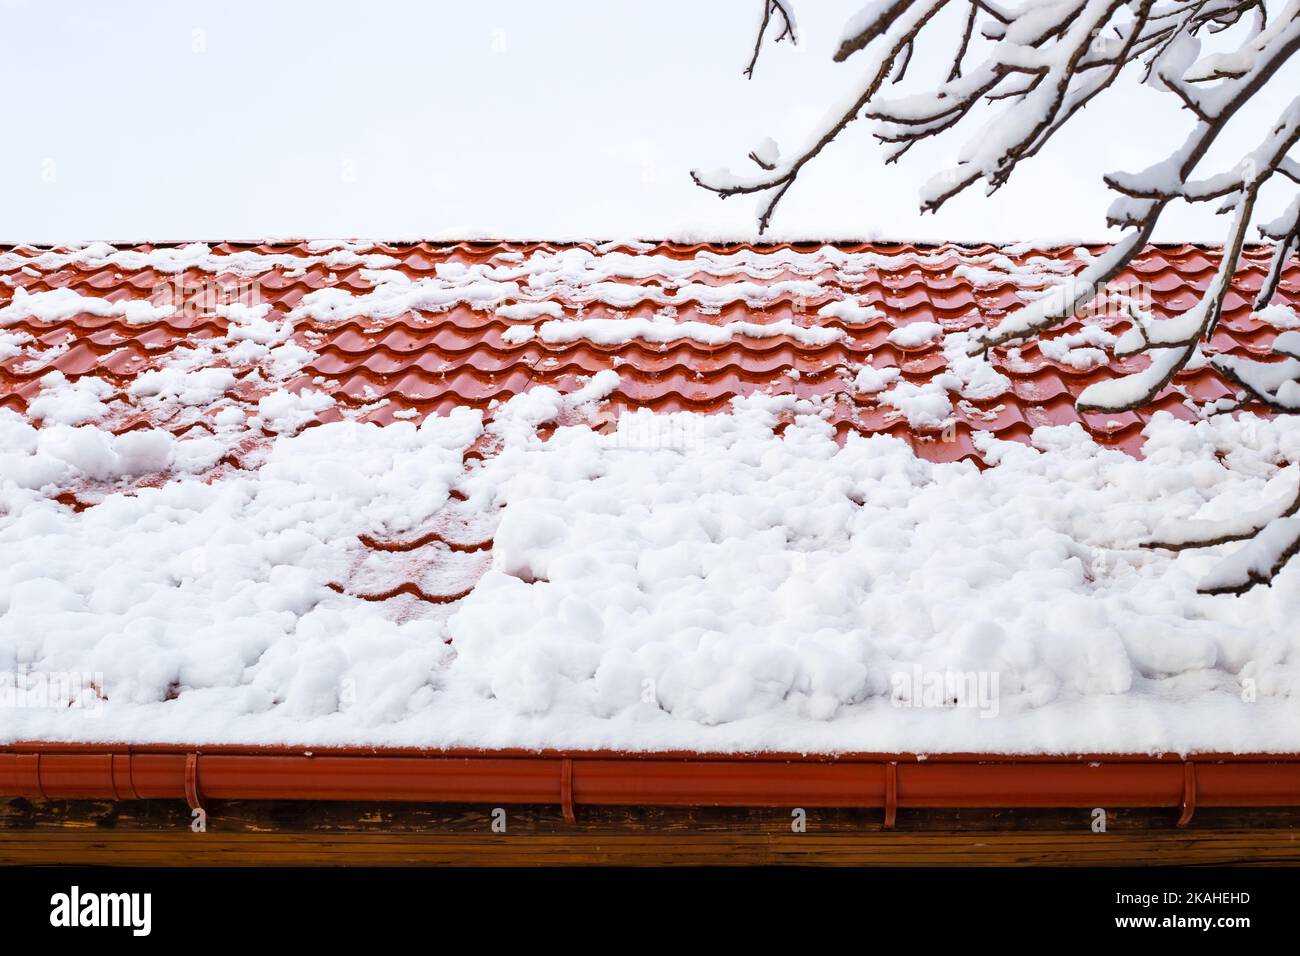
xmin=4 ymin=745 xmax=1298 ymax=822
xmin=5 ymin=742 xmax=1300 ymax=761
xmin=0 ymin=237 xmax=1269 ymax=251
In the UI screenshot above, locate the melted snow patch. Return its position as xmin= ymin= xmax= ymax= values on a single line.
xmin=853 ymin=365 xmax=902 ymax=395
xmin=0 ymin=287 xmax=175 ymax=326
xmin=1257 ymin=304 xmax=1300 ymax=329
xmin=886 ymin=322 xmax=943 ymax=348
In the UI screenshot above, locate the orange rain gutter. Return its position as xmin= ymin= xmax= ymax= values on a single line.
xmin=3 ymin=745 xmax=1300 ymax=827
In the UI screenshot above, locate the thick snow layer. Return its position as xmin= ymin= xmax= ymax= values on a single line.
xmin=27 ymin=372 xmax=115 ymax=426
xmin=279 ymin=243 xmax=1078 ymax=326
xmin=531 ymin=314 xmax=846 ymax=348
xmin=2 ymin=385 xmax=1299 ymax=753
xmin=0 ymin=242 xmax=398 ymax=279
xmin=0 ymin=286 xmax=176 ymax=326
xmin=885 ymin=321 xmax=943 ymax=348
xmin=1258 ymin=304 xmax=1300 ymax=329
xmin=817 ymin=297 xmax=884 ymax=324
xmin=1037 ymin=326 xmax=1117 ymax=371
xmin=852 ymin=364 xmax=902 ymax=395
xmin=880 ymin=378 xmax=957 ymax=429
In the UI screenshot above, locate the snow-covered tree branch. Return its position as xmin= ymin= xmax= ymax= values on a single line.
xmin=696 ymin=0 xmax=1300 ymax=594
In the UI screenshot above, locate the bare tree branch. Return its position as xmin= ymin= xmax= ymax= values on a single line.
xmin=698 ymin=0 xmax=1300 ymax=591
xmin=1143 ymin=484 xmax=1300 ymax=551
xmin=692 ymin=0 xmax=952 ymax=233
xmin=744 ymin=0 xmax=798 ymax=79
xmin=1255 ymin=193 xmax=1300 ymax=308
xmin=949 ymin=0 xmax=979 ymax=80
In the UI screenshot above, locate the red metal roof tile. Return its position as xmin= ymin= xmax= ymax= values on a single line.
xmin=3 ymin=240 xmax=1292 ymax=473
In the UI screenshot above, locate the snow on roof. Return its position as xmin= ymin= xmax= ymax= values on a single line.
xmin=1 ymin=239 xmax=1299 ymax=753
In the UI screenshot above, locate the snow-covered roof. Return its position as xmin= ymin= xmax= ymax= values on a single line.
xmin=3 ymin=240 xmax=1289 ymax=463
xmin=1 ymin=239 xmax=1298 ymax=754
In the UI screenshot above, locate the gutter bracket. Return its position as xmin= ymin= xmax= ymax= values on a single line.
xmin=185 ymin=752 xmax=206 ymax=814
xmin=560 ymin=757 xmax=576 ymax=825
xmin=1176 ymin=761 xmax=1196 ymax=828
xmin=109 ymin=752 xmax=139 ymax=801
xmin=883 ymin=761 xmax=898 ymax=830
xmin=17 ymin=753 xmax=46 ymax=801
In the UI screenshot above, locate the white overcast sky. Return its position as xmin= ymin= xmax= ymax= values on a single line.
xmin=2 ymin=0 xmax=1297 ymax=242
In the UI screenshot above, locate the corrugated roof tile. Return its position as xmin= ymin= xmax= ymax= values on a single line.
xmin=3 ymin=240 xmax=1291 ymax=477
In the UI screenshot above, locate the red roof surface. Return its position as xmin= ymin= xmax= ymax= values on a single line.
xmin=2 ymin=239 xmax=1294 ymax=603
